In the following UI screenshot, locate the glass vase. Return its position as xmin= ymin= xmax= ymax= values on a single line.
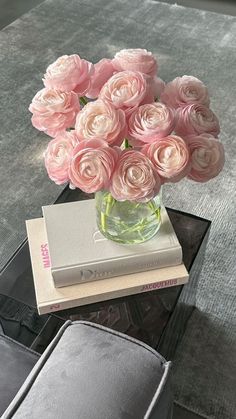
xmin=95 ymin=190 xmax=162 ymax=244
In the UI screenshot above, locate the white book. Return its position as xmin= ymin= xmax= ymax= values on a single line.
xmin=42 ymin=199 xmax=182 ymax=288
xmin=26 ymin=218 xmax=189 ymax=315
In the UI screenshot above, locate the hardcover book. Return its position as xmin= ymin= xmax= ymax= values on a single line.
xmin=26 ymin=218 xmax=189 ymax=315
xmin=42 ymin=199 xmax=183 ymax=287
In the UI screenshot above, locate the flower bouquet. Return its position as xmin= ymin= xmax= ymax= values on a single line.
xmin=29 ymin=49 xmax=224 ymax=244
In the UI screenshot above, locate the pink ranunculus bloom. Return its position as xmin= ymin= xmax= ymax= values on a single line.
xmin=142 ymin=135 xmax=190 ymax=183
xmin=43 ymin=54 xmax=94 ymax=95
xmin=99 ymin=70 xmax=153 ymax=117
xmin=110 ymin=150 xmax=161 ymax=202
xmin=186 ymin=134 xmax=225 ymax=182
xmin=128 ymin=102 xmax=176 ymax=146
xmin=44 ymin=131 xmax=80 ymax=184
xmin=112 ymin=48 xmax=158 ymax=77
xmin=86 ymin=59 xmax=115 ymax=99
xmin=175 ymin=104 xmax=220 ymax=137
xmin=75 ymin=99 xmax=127 ymax=146
xmin=29 ymin=88 xmax=80 ymax=137
xmin=151 ymin=76 xmax=165 ymax=100
xmin=69 ymin=139 xmax=119 ymax=193
xmin=160 ymin=75 xmax=210 ymax=109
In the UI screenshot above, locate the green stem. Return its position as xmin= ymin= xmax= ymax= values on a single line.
xmin=100 ymin=193 xmax=115 ymax=233
xmin=148 ymin=201 xmax=161 ymax=220
xmin=124 ymin=139 xmax=130 ymax=149
xmin=105 ymin=193 xmax=115 ymax=216
xmin=80 ymin=96 xmax=88 ymax=106
xmin=124 ymin=138 xmax=134 ymax=149
xmin=101 ymin=212 xmax=107 ymax=231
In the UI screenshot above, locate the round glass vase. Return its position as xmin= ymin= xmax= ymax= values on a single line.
xmin=95 ymin=190 xmax=162 ymax=244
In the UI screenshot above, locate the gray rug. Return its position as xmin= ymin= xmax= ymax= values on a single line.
xmin=0 ymin=0 xmax=235 ymax=417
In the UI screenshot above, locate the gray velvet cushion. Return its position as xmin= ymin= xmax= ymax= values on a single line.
xmin=3 ymin=321 xmax=173 ymax=419
xmin=0 ymin=334 xmax=39 ymax=417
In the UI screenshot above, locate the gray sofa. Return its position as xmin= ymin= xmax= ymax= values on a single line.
xmin=1 ymin=321 xmax=173 ymax=419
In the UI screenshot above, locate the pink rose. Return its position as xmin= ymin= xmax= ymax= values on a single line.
xmin=69 ymin=139 xmax=119 ymax=193
xmin=43 ymin=54 xmax=94 ymax=95
xmin=44 ymin=131 xmax=79 ymax=184
xmin=29 ymin=88 xmax=80 ymax=137
xmin=161 ymin=75 xmax=210 ymax=108
xmin=142 ymin=135 xmax=190 ymax=182
xmin=112 ymin=49 xmax=158 ymax=77
xmin=186 ymin=134 xmax=225 ymax=182
xmin=99 ymin=70 xmax=153 ymax=117
xmin=75 ymin=99 xmax=127 ymax=146
xmin=128 ymin=102 xmax=176 ymax=146
xmin=175 ymin=104 xmax=220 ymax=137
xmin=86 ymin=59 xmax=115 ymax=99
xmin=110 ymin=150 xmax=161 ymax=202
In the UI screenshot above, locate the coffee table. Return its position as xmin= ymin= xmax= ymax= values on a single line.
xmin=0 ymin=187 xmax=211 ymax=359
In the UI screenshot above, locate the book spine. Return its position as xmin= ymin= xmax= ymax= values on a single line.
xmin=38 ymin=275 xmax=188 ymax=315
xmin=52 ymin=247 xmax=183 ymax=287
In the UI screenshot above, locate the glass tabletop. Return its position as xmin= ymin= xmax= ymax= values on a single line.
xmin=0 ymin=186 xmax=211 ymax=354
xmin=0 ymin=186 xmax=210 ymax=307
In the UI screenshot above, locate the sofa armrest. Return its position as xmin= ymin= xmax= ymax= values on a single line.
xmin=3 ymin=321 xmax=173 ymax=419
xmin=0 ymin=333 xmax=39 ymax=417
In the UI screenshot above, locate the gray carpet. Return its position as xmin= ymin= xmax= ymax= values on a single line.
xmin=0 ymin=0 xmax=235 ymax=418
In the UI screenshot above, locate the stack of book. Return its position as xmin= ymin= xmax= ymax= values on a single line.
xmin=26 ymin=199 xmax=188 ymax=315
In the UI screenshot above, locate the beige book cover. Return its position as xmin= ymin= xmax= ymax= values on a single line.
xmin=26 ymin=218 xmax=189 ymax=315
